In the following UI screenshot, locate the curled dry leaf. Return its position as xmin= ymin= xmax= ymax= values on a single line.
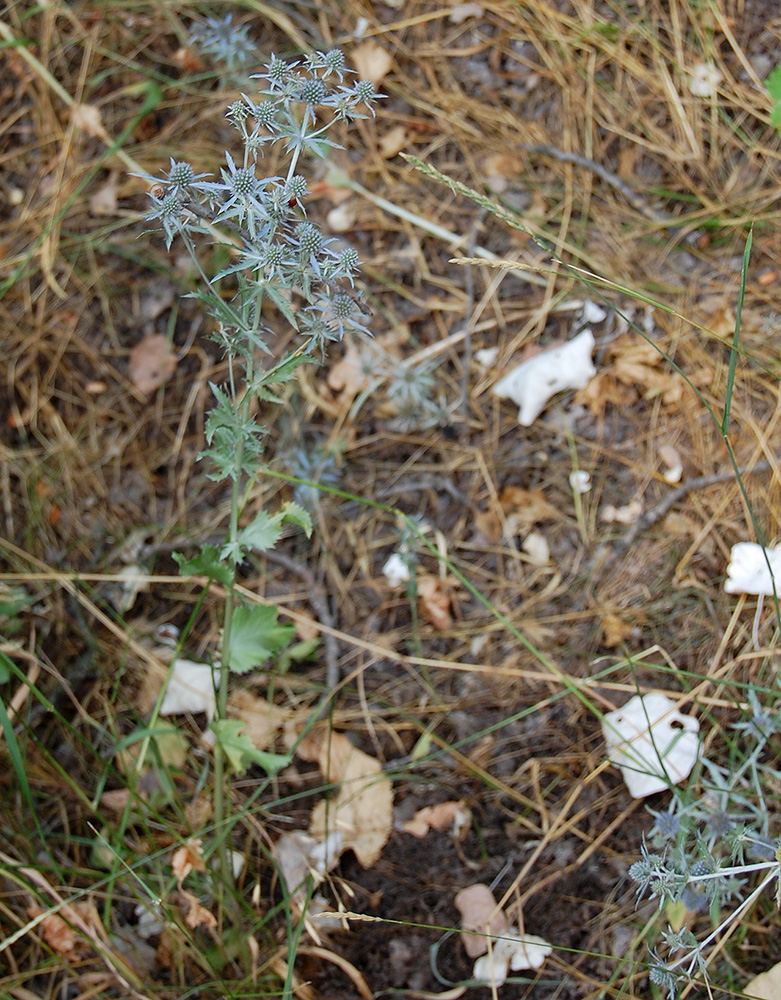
xmin=744 ymin=960 xmax=781 ymax=1000
xmin=273 ymin=829 xmax=344 ymax=898
xmin=573 ymin=371 xmax=635 ymax=416
xmin=600 ymin=614 xmax=634 ymax=648
xmin=28 ymin=899 xmax=102 ymax=956
xmin=129 ymin=333 xmax=177 ymax=396
xmin=609 ymin=334 xmax=684 ymax=405
xmin=401 ymin=799 xmax=471 ymax=839
xmin=179 ymin=889 xmax=217 ymax=931
xmin=172 ymin=840 xmax=206 ymax=884
xmin=227 ymin=688 xmax=289 ymax=751
xmin=71 ymin=103 xmax=108 ymax=140
xmin=30 ymin=907 xmax=79 ymax=955
xmin=89 ymin=172 xmax=119 ymax=216
xmin=299 ymin=728 xmax=393 ymax=867
xmin=500 ymin=486 xmax=560 ymax=527
xmin=417 ymin=574 xmax=452 ymax=630
xmin=454 ymin=884 xmax=509 ymax=958
xmin=379 ymin=124 xmax=408 ymax=158
xmin=327 ymin=340 xmax=371 ymax=397
xmin=351 ymin=40 xmax=393 ymax=86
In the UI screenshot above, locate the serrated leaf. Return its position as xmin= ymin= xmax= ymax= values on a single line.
xmin=212 ymin=718 xmax=291 ymax=775
xmin=173 ymin=546 xmax=233 ymax=586
xmin=766 ymin=67 xmax=781 ymax=130
xmin=280 ymin=501 xmax=313 ymax=537
xmin=766 ymin=65 xmax=781 ymax=101
xmin=264 ymin=283 xmax=299 ymax=330
xmin=228 ymin=604 xmax=295 ymax=673
xmin=237 ymin=510 xmax=284 ymax=553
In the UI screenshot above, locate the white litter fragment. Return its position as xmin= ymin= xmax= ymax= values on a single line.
xmin=602 ymin=693 xmax=700 ymax=798
xmin=689 ymin=62 xmax=722 ymax=98
xmin=159 ymin=658 xmax=216 ymax=720
xmin=581 ymin=300 xmax=607 ymax=324
xmin=492 ymin=329 xmax=596 ymax=426
xmin=472 ymin=931 xmax=552 ymax=986
xmin=475 ymin=346 xmax=499 ymax=369
xmin=522 ymin=530 xmax=550 ymax=566
xmin=383 ymin=552 xmax=411 ymax=587
xmin=659 ymin=444 xmax=683 ymax=484
xmin=569 ymin=470 xmax=592 ymax=494
xmin=449 ymin=2 xmax=484 ymax=23
xmin=724 ymin=542 xmax=781 ymax=596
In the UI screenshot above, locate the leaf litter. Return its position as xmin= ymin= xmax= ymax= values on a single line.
xmin=5 ymin=2 xmax=781 ymax=998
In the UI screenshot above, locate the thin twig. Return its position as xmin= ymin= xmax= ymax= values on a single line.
xmin=613 ymin=460 xmax=771 ymax=555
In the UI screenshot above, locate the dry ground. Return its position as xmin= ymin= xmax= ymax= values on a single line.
xmin=2 ymin=1 xmax=781 ymax=999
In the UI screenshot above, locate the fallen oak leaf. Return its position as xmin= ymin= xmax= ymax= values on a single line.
xmin=298 ymin=728 xmax=393 ymax=867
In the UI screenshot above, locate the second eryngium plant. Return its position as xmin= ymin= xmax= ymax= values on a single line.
xmin=137 ymin=48 xmax=379 ymax=830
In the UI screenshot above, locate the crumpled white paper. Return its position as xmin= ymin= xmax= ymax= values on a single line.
xmin=382 ymin=552 xmax=411 ymax=587
xmin=724 ymin=542 xmax=781 ymax=596
xmin=472 ymin=930 xmax=552 ymax=987
xmin=602 ymin=693 xmax=699 ymax=798
xmin=159 ymin=658 xmax=216 ymax=719
xmin=493 ymin=329 xmax=596 ymax=426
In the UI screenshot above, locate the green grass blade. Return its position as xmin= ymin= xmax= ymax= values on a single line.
xmin=722 ymin=227 xmax=753 ymax=435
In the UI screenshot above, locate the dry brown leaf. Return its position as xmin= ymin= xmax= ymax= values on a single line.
xmin=99 ymin=788 xmax=130 ymax=812
xmin=454 ymin=884 xmax=509 ymax=958
xmin=89 ymin=172 xmax=119 ymax=216
xmin=179 ymin=889 xmax=217 ymax=931
xmin=500 ymin=486 xmax=560 ymax=526
xmin=129 ymin=334 xmax=177 ymax=396
xmin=417 ymin=574 xmax=452 ymax=630
xmin=743 ymin=960 xmax=781 ymax=999
xmin=351 ymin=41 xmax=393 ymax=85
xmin=228 ymin=689 xmax=289 ymax=752
xmin=379 ymin=124 xmax=408 ymax=158
xmin=173 ymin=46 xmax=204 ymax=72
xmin=473 ymin=508 xmax=502 ymax=544
xmin=29 ymin=900 xmax=102 ymax=956
xmin=573 ymin=372 xmax=636 ymax=415
xmin=31 ymin=908 xmax=79 ymax=955
xmin=172 ymin=840 xmax=206 ymax=884
xmin=184 ymin=794 xmax=212 ymax=830
xmin=609 ymin=334 xmax=683 ymax=404
xmin=662 ymin=511 xmax=700 ymax=537
xmin=601 ymin=614 xmax=634 ymax=648
xmin=71 ymin=103 xmax=108 ymax=140
xmin=401 ymin=799 xmax=470 ymax=838
xmin=295 ymin=613 xmax=321 ymax=643
xmin=327 ymin=340 xmax=371 ymax=397
xmin=300 ymin=728 xmax=393 ymax=867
